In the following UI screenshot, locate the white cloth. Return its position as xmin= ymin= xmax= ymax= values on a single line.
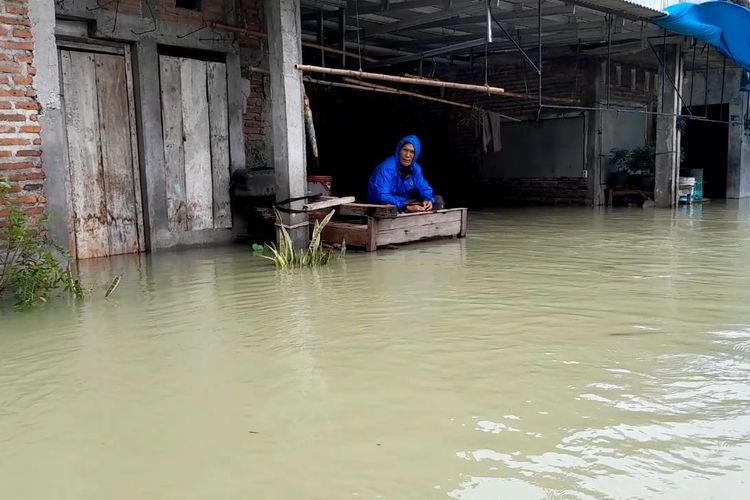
xmin=482 ymin=111 xmax=503 ymax=153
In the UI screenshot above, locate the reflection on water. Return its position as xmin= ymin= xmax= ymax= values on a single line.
xmin=2 ymin=202 xmax=750 ymax=499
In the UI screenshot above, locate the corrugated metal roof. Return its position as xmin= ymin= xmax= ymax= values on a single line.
xmin=567 ymin=0 xmax=667 ymax=21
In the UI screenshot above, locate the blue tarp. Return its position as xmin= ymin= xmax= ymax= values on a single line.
xmin=653 ymin=1 xmax=750 ymax=72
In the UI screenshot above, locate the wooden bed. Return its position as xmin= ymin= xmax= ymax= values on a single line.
xmin=319 ymin=202 xmax=468 ymax=252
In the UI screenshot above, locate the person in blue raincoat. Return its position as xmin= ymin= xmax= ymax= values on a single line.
xmin=367 ymin=135 xmax=444 ymax=213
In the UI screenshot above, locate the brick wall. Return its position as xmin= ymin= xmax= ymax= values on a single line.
xmin=0 ymin=0 xmax=44 ymax=225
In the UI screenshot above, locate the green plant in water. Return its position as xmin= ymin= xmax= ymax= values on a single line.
xmin=1 ymin=179 xmax=83 ymax=308
xmin=261 ymin=208 xmax=342 ymax=268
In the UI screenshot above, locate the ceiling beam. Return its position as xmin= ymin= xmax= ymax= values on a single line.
xmin=360 ymin=2 xmax=486 ymax=37
xmin=367 ymin=37 xmax=490 ymax=67
xmin=344 ymin=0 xmax=479 ymax=16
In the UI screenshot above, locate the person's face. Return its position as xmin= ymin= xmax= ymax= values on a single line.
xmin=399 ymin=143 xmax=416 ymax=167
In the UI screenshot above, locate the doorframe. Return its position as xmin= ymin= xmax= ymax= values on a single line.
xmin=56 ymin=38 xmax=146 ymax=259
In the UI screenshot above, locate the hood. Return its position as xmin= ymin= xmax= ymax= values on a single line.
xmin=395 ymin=135 xmax=421 ymax=163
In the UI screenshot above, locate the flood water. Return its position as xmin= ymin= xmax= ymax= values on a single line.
xmin=2 ymin=202 xmax=750 ymax=499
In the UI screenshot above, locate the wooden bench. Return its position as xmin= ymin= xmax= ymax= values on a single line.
xmin=321 ymin=205 xmax=468 ymax=252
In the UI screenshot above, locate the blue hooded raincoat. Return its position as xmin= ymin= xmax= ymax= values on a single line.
xmin=367 ymin=135 xmax=434 ymax=211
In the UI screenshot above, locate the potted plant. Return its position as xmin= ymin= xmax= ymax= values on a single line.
xmin=608 ymin=146 xmax=655 ymax=190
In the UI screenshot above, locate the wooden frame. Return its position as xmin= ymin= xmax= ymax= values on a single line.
xmin=322 ymin=207 xmax=468 ymax=252
xmin=57 ymin=40 xmax=145 ymax=258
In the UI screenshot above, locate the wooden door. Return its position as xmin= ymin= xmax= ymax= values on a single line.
xmin=59 ymin=46 xmax=144 ymax=259
xmin=158 ymin=55 xmax=231 ymax=233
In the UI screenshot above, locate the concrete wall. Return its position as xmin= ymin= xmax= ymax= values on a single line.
xmin=601 ymin=109 xmax=650 ymax=170
xmin=684 ymin=66 xmax=750 ymax=198
xmin=449 ymin=57 xmax=656 ymax=206
xmin=482 ymin=116 xmax=586 ymax=179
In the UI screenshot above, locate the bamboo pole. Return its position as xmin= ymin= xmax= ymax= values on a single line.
xmin=403 ymin=73 xmax=580 ymax=104
xmin=296 ymin=64 xmax=506 ymax=95
xmin=341 ymin=77 xmax=521 ymax=122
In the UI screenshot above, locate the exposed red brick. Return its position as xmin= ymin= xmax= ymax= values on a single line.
xmin=13 ymin=75 xmax=33 ymax=85
xmin=0 ymin=41 xmax=33 ymax=51
xmin=0 ymin=62 xmax=22 ymax=74
xmin=0 ymin=151 xmax=11 ymax=157
xmin=19 ymin=125 xmax=40 ymax=133
xmin=32 ymin=138 xmax=40 ymax=145
xmin=0 ymin=16 xmax=30 ymax=27
xmin=0 ymin=102 xmax=11 ymax=110
xmin=0 ymin=161 xmax=33 ymax=170
xmin=8 ymin=195 xmax=44 ymax=205
xmin=14 ymin=101 xmax=38 ymax=110
xmin=16 ymin=149 xmax=41 ymax=157
xmin=24 ymin=206 xmax=44 ymax=215
xmin=0 ymin=89 xmax=25 ymax=97
xmin=12 ymin=29 xmax=32 ymax=39
xmin=5 ymin=6 xmax=29 ymax=16
xmin=0 ymin=138 xmax=29 ymax=145
xmin=6 ymin=170 xmax=44 ymax=181
xmin=0 ymin=114 xmax=26 ymax=122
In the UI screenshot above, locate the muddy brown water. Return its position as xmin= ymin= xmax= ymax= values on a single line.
xmin=2 ymin=203 xmax=750 ymax=499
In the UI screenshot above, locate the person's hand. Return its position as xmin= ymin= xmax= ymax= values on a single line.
xmin=422 ymin=200 xmax=433 ymax=211
xmin=405 ymin=203 xmax=425 ymax=213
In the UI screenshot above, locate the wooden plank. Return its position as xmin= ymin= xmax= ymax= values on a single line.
xmin=94 ymin=52 xmax=140 ymax=256
xmin=181 ymin=58 xmax=213 ymax=231
xmin=376 ymin=208 xmax=463 ymax=232
xmin=60 ymin=50 xmax=109 ymax=259
xmin=337 ymin=202 xmax=399 ymax=218
xmin=321 ymin=221 xmax=369 ymax=248
xmin=376 ymin=220 xmax=463 ymax=247
xmin=459 ymin=208 xmax=468 ymax=238
xmin=302 ymin=196 xmax=356 ymax=212
xmin=207 ymin=61 xmax=232 ymax=229
xmin=56 ymin=39 xmax=125 ymax=55
xmin=366 ymin=217 xmax=378 ymax=252
xmin=124 ymin=46 xmax=146 ymax=252
xmin=159 ymin=55 xmax=187 ymax=232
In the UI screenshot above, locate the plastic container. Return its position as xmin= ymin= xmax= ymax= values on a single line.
xmin=688 ymin=168 xmax=703 ymax=201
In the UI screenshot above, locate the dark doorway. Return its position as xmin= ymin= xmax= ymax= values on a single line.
xmin=304 ymin=84 xmax=455 ymax=203
xmin=681 ymin=104 xmax=728 ymax=199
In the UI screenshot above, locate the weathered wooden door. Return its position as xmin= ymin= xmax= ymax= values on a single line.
xmin=59 ymin=46 xmax=144 ymax=259
xmin=158 ymin=56 xmax=231 ymax=232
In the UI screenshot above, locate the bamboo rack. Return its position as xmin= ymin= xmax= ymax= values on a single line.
xmin=403 ymin=73 xmax=580 ymax=105
xmin=340 ymin=77 xmax=521 ymax=122
xmin=295 ymin=64 xmax=506 ymax=96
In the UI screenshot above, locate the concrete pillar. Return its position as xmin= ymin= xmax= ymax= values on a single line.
xmin=29 ymin=0 xmax=70 ymax=250
xmin=585 ymin=61 xmax=605 ymax=206
xmin=655 ymin=45 xmax=683 ymax=208
xmin=727 ymin=90 xmax=750 ymax=198
xmin=265 ymin=0 xmax=308 ymax=247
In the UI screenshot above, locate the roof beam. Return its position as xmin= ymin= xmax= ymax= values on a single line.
xmin=345 ymin=0 xmax=476 ymax=16
xmin=367 ymin=37 xmax=489 ymax=67
xmin=360 ymin=1 xmax=485 ymax=37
